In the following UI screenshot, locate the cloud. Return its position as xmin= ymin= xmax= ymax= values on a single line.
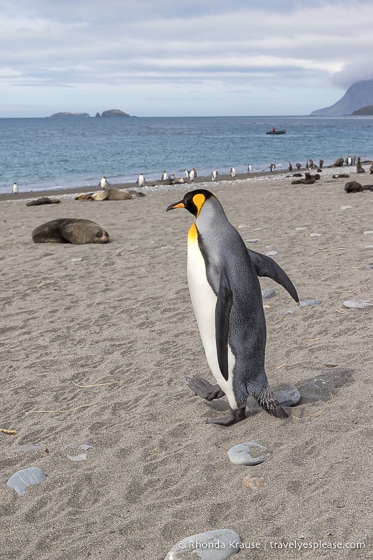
xmin=1 ymin=0 xmax=373 ymax=115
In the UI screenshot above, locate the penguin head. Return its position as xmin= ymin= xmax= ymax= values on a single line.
xmin=166 ymin=189 xmax=215 ymax=217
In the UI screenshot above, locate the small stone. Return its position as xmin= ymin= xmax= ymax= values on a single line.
xmin=164 ymin=529 xmax=242 ymax=559
xmin=7 ymin=467 xmax=47 ymax=496
xmin=295 ymin=227 xmax=307 ymax=231
xmin=266 ymin=250 xmax=278 ymax=256
xmin=71 ymin=257 xmax=83 ymax=263
xmin=363 ymin=231 xmax=373 ymax=235
xmin=13 ymin=445 xmax=42 ymax=453
xmin=227 ymin=442 xmax=270 ymax=466
xmin=340 ymin=205 xmax=352 ymax=210
xmin=261 ymin=287 xmax=276 ymax=299
xmin=275 ymin=386 xmax=301 ymax=406
xmin=358 ymin=264 xmax=373 ymax=269
xmin=309 ymin=233 xmax=322 ymax=237
xmin=242 ymin=474 xmax=263 ymax=492
xmin=283 ymin=309 xmax=293 ymax=315
xmin=299 ymin=299 xmax=322 ymax=307
xmin=343 ymin=300 xmax=373 ymax=309
xmin=237 ymin=224 xmax=249 ymax=229
xmin=79 ymin=444 xmax=93 ymax=451
xmin=246 ymin=238 xmax=260 ymax=243
xmin=67 ymin=453 xmax=87 ymax=462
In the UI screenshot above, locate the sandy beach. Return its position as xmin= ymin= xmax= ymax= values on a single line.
xmin=1 ymin=169 xmax=372 ymax=559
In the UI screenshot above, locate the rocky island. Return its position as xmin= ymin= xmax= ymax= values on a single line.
xmin=48 ymin=109 xmax=131 ymax=118
xmin=48 ymin=112 xmax=90 ymax=118
xmin=97 ymin=109 xmax=130 ymax=118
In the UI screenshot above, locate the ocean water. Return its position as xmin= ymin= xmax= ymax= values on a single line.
xmin=1 ymin=115 xmax=373 ymax=194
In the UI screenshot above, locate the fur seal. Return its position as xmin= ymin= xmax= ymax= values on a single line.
xmin=75 ymin=188 xmax=145 ymax=201
xmin=344 ymin=181 xmax=363 ymax=193
xmin=32 ymin=219 xmax=109 ymax=244
xmin=26 ymin=197 xmax=61 ymax=206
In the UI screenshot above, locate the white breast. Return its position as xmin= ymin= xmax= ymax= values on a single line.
xmin=187 ymin=230 xmax=237 ymax=409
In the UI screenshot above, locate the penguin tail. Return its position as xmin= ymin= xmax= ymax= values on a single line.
xmin=257 ymin=388 xmax=289 ymax=419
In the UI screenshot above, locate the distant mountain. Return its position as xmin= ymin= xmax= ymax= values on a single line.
xmin=352 ymin=105 xmax=373 ymax=115
xmin=311 ymin=79 xmax=373 ymax=116
xmin=48 ymin=112 xmax=90 ymax=118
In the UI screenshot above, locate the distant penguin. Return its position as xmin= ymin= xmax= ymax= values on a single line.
xmin=247 ymin=164 xmax=252 ymax=173
xmin=99 ymin=176 xmax=110 ymax=189
xmin=230 ymin=167 xmax=236 ymax=178
xmin=356 ymin=157 xmax=365 ymax=174
xmin=137 ymin=173 xmax=146 ymax=187
xmin=184 ymin=169 xmax=190 ymax=178
xmin=319 ymin=159 xmax=324 ymax=169
xmin=296 ymin=163 xmax=302 ymax=170
xmin=12 ymin=182 xmax=18 ymax=194
xmin=269 ymin=163 xmax=276 ymax=172
xmin=161 ymin=170 xmax=168 ymax=181
xmin=211 ymin=170 xmax=218 ymax=181
xmin=288 ymin=162 xmax=293 ymax=172
xmin=166 ymin=189 xmax=297 ymax=425
xmin=346 ymin=156 xmax=352 ymax=166
xmin=189 ymin=168 xmax=196 ymax=182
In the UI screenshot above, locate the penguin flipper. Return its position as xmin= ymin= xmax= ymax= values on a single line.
xmin=247 ymin=249 xmax=299 ymax=303
xmin=215 ymin=268 xmax=233 ymax=382
xmin=186 ymin=375 xmax=225 ymax=401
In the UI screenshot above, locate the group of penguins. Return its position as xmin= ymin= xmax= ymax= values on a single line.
xmin=11 ymin=154 xmax=368 ymax=195
xmin=97 ymin=166 xmax=255 ymax=190
xmin=97 ymin=155 xmax=368 ymax=191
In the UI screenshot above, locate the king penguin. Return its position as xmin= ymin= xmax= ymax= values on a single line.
xmin=166 ymin=189 xmax=298 ymax=426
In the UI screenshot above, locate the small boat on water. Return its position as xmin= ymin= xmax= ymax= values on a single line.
xmin=266 ymin=129 xmax=286 ymax=135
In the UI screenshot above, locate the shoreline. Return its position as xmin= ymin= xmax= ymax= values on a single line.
xmin=0 ymin=165 xmax=369 ymax=202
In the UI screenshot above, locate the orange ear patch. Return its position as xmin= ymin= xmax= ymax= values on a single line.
xmin=192 ymin=193 xmax=206 ymax=216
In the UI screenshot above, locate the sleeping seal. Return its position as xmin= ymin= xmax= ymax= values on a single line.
xmin=75 ymin=188 xmax=144 ymax=201
xmin=32 ymin=219 xmax=109 ymax=244
xmin=26 ymin=197 xmax=61 ymax=206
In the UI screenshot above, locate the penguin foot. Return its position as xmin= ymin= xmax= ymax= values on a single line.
xmin=186 ymin=375 xmax=225 ymax=401
xmin=257 ymin=388 xmax=289 ymax=419
xmin=205 ymin=407 xmax=247 ymax=426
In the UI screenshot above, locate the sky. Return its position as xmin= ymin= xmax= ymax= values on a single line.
xmin=1 ymin=0 xmax=373 ymax=117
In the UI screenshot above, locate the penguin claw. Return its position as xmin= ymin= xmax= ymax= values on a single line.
xmin=205 ymin=407 xmax=247 ymax=426
xmin=186 ymin=375 xmax=225 ymax=401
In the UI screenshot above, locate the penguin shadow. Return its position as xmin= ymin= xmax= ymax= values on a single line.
xmin=294 ymin=367 xmax=354 ymax=405
xmin=189 ymin=368 xmax=354 ymax=419
xmin=192 ymin=383 xmax=299 ymax=418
